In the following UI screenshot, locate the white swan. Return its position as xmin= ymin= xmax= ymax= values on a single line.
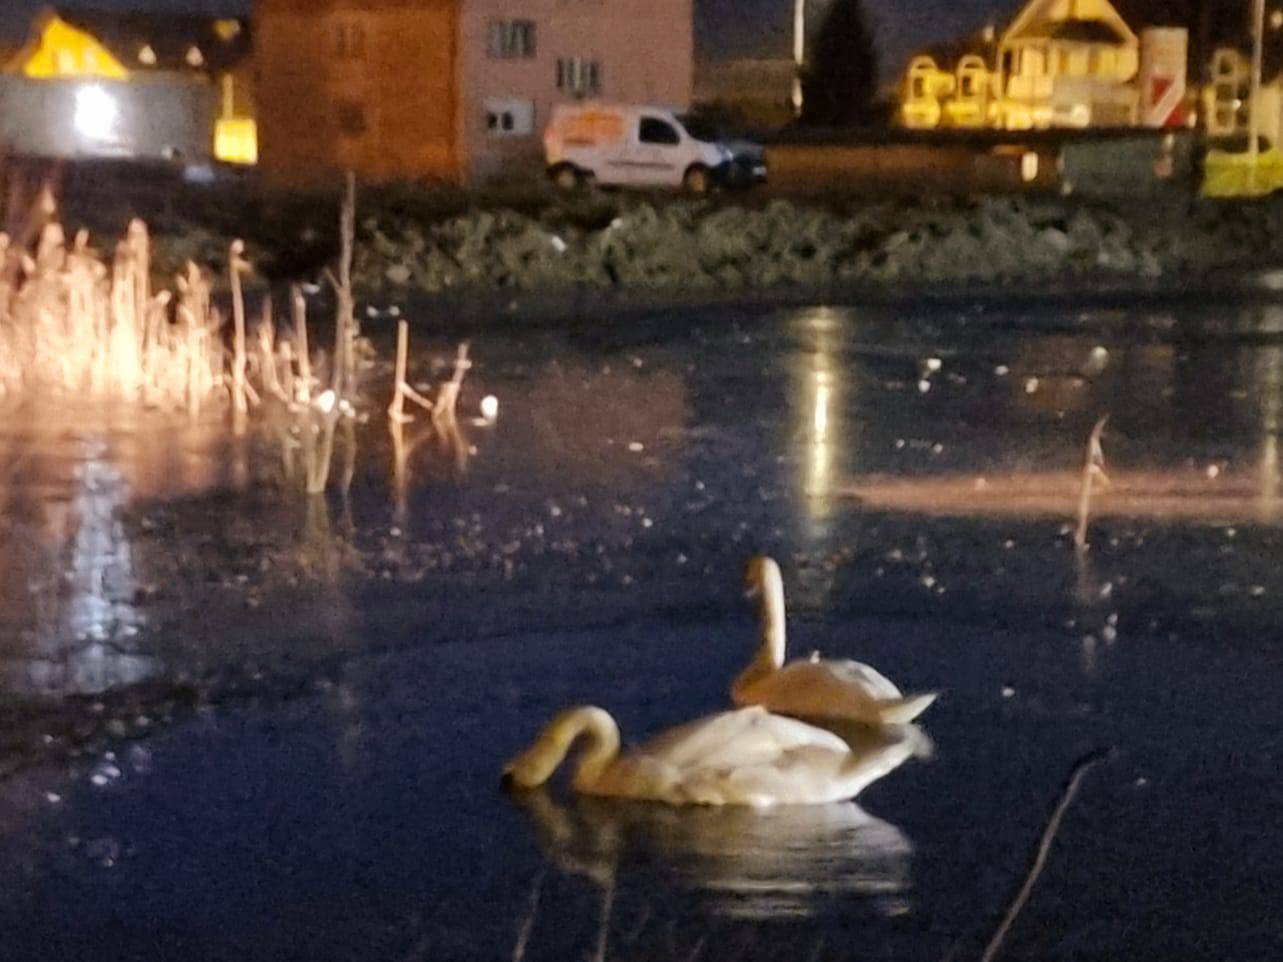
xmin=731 ymin=555 xmax=938 ymax=726
xmin=502 ymin=705 xmax=922 ymax=807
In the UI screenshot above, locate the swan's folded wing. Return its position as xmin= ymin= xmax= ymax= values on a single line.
xmin=744 ymin=661 xmax=891 ymax=716
xmin=824 ymin=660 xmax=904 ymax=701
xmin=638 ymin=708 xmax=849 ymax=771
xmin=678 ymin=746 xmax=857 ymax=806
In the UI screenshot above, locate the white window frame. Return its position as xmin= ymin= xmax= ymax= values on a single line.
xmin=556 ymin=57 xmax=601 ymax=97
xmin=484 ymin=97 xmax=535 ymax=137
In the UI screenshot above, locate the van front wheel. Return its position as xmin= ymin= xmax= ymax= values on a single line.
xmin=549 ymin=164 xmax=581 ymax=191
xmin=682 ymin=164 xmax=712 ymax=194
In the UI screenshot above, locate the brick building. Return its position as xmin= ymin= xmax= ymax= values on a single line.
xmin=255 ymin=0 xmax=693 ymax=189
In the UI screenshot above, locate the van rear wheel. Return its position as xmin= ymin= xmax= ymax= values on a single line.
xmin=682 ymin=164 xmax=711 ymax=194
xmin=550 ymin=164 xmax=581 ymax=191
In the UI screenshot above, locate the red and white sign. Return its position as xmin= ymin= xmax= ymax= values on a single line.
xmin=1139 ymin=28 xmax=1188 ymax=128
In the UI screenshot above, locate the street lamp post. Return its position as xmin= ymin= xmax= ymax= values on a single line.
xmin=1249 ymin=0 xmax=1266 ymax=192
xmin=792 ymin=0 xmax=805 ymax=117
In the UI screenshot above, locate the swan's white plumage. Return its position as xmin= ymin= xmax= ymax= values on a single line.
xmin=732 ymin=556 xmax=938 ymax=726
xmin=504 ymin=705 xmax=919 ymax=806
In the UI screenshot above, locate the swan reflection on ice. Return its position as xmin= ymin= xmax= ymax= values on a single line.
xmin=512 ymin=784 xmax=914 ymax=922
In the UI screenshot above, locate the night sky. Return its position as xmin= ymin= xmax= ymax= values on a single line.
xmin=0 ymin=0 xmax=1019 ymax=80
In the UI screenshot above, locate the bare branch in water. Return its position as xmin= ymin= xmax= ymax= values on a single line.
xmin=978 ymin=747 xmax=1115 ymax=962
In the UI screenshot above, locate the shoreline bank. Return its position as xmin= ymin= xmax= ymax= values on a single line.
xmin=136 ymin=190 xmax=1283 ymax=329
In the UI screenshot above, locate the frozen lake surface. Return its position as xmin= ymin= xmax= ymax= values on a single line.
xmin=2 ymin=296 xmax=1282 ymax=961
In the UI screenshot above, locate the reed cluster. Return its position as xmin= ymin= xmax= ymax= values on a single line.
xmin=0 ymin=219 xmax=222 ymax=412
xmin=0 ymin=174 xmax=480 ymax=505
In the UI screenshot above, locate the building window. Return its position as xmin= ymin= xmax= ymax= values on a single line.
xmin=335 ymin=22 xmax=366 ymax=60
xmin=337 ymin=100 xmax=367 ymax=136
xmin=556 ymin=57 xmax=601 ymax=97
xmin=484 ymin=98 xmax=535 ymax=136
xmin=488 ymin=20 xmax=535 ymax=58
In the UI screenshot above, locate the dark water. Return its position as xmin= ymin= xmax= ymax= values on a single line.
xmin=2 ymin=297 xmax=1283 ymax=961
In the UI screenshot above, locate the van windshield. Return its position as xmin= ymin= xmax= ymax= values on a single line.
xmin=677 ymin=113 xmax=721 ymax=143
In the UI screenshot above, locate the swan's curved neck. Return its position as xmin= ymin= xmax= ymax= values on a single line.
xmin=522 ymin=706 xmax=621 ymax=790
xmin=734 ymin=561 xmax=787 ymax=695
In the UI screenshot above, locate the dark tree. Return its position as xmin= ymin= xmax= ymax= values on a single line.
xmin=800 ymin=0 xmax=879 ymax=127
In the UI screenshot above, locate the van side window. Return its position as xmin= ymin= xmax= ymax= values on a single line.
xmin=639 ymin=117 xmax=680 ymax=145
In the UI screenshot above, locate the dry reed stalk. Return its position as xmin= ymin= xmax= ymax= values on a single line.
xmin=0 ymin=232 xmax=12 ymax=318
xmin=229 ymin=239 xmax=250 ymax=429
xmin=390 ymin=418 xmax=409 ymax=520
xmin=433 ymin=341 xmax=472 ymax=427
xmin=387 ymin=319 xmax=433 ymax=423
xmin=305 ymin=405 xmax=342 ymax=495
xmin=334 ymin=172 xmax=358 ymax=397
xmin=339 ymin=415 xmax=357 ymax=501
xmin=175 ymin=260 xmax=223 ymax=418
xmin=388 ymin=319 xmax=409 ymax=424
xmin=128 ymin=220 xmax=153 ymax=355
xmin=439 ymin=417 xmax=471 ymax=478
xmin=1073 ymin=416 xmax=1110 ymax=552
xmin=978 ymin=748 xmax=1112 ymax=962
xmin=258 ymin=298 xmax=290 ymax=403
xmin=303 ymin=171 xmax=362 ymax=497
xmin=291 ymin=284 xmax=311 ymax=401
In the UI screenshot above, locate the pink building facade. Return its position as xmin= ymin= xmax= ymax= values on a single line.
xmin=256 ymin=0 xmax=693 ymax=189
xmin=457 ymin=0 xmax=694 ymax=181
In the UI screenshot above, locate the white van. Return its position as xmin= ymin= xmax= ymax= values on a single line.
xmin=543 ymin=103 xmax=763 ymax=193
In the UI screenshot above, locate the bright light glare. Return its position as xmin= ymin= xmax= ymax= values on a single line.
xmin=74 ymin=84 xmax=119 ymax=141
xmin=73 ymin=84 xmax=120 ymax=142
xmin=315 ymin=389 xmax=337 ymax=413
xmin=1020 ymin=152 xmax=1039 ymax=182
xmin=480 ymin=395 xmax=499 ymax=421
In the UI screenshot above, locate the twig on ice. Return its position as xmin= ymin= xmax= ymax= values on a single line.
xmin=978 ymin=747 xmax=1114 ymax=962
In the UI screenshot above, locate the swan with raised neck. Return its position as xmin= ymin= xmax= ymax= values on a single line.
xmin=732 ymin=555 xmax=788 ymax=698
xmin=732 ymin=555 xmax=938 ymax=726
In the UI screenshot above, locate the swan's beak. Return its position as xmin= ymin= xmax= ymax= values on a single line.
xmin=501 ymin=756 xmax=535 ymax=794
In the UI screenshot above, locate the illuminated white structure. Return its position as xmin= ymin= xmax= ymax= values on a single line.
xmin=900 ymin=0 xmax=1183 ymax=130
xmin=997 ymin=0 xmax=1139 ymax=128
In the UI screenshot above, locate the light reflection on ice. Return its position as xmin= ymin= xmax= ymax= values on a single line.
xmin=6 ymin=436 xmax=155 ymax=695
xmin=792 ymin=308 xmax=850 ymax=531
